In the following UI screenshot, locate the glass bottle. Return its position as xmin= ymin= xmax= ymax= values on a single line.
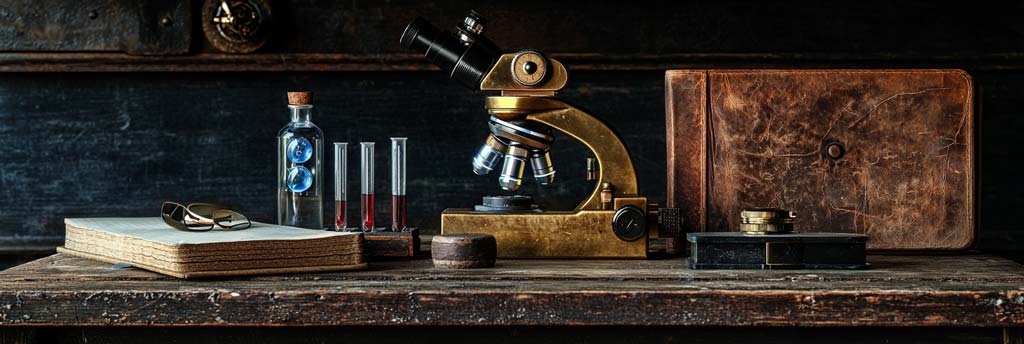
xmin=277 ymin=91 xmax=324 ymax=229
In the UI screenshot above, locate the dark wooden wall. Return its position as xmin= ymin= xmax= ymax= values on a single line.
xmin=1 ymin=0 xmax=1023 ymax=263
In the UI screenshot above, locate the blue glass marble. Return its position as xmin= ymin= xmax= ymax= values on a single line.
xmin=287 ymin=137 xmax=313 ymax=163
xmin=286 ymin=166 xmax=313 ymax=192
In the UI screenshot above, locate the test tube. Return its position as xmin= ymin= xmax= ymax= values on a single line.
xmin=391 ymin=137 xmax=408 ymax=231
xmin=360 ymin=142 xmax=375 ymax=231
xmin=333 ymin=142 xmax=348 ymax=230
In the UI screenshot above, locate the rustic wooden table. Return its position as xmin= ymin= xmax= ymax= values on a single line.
xmin=1 ymin=253 xmax=1023 ymax=343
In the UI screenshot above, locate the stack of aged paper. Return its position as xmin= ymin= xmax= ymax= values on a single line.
xmin=59 ymin=217 xmax=365 ymax=278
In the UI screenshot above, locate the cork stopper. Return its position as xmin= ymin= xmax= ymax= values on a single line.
xmin=287 ymin=91 xmax=313 ymax=105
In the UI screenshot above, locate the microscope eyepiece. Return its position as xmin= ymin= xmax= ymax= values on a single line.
xmin=399 ymin=17 xmax=437 ymax=52
xmin=403 ymin=12 xmax=561 ymax=192
xmin=400 ymin=12 xmax=502 ymax=89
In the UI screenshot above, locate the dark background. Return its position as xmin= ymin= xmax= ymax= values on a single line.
xmin=1 ymin=0 xmax=1023 ymax=268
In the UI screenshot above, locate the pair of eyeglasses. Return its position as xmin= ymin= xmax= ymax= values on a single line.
xmin=160 ymin=202 xmax=251 ymax=231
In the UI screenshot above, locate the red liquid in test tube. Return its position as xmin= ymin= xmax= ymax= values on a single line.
xmin=391 ymin=137 xmax=407 ymax=231
xmin=334 ymin=200 xmax=347 ymax=229
xmin=333 ymin=142 xmax=348 ymax=230
xmin=360 ymin=142 xmax=375 ymax=232
xmin=392 ymin=195 xmax=406 ymax=231
xmin=361 ymin=194 xmax=374 ymax=231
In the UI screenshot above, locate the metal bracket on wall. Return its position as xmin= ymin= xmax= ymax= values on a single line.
xmin=0 ymin=0 xmax=191 ymax=55
xmin=202 ymin=0 xmax=273 ymax=54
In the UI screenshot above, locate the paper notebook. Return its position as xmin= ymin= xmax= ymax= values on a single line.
xmin=59 ymin=217 xmax=366 ymax=279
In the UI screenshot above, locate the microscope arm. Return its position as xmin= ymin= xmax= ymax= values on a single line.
xmin=528 ymin=104 xmax=640 ymax=211
xmin=483 ymin=95 xmax=640 ymax=211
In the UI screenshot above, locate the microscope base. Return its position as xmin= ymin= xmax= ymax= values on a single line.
xmin=440 ymin=209 xmax=648 ymax=258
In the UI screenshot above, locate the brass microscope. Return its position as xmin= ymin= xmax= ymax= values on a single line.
xmin=401 ymin=11 xmax=680 ymax=258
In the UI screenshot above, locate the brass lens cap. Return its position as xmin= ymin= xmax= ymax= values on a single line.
xmin=739 ymin=208 xmax=796 ymax=234
xmin=741 ymin=208 xmax=797 ymax=220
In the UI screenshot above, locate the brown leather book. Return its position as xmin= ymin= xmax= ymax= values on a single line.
xmin=666 ymin=70 xmax=974 ymax=250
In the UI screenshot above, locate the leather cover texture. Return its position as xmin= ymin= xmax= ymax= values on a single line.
xmin=666 ymin=70 xmax=974 ymax=250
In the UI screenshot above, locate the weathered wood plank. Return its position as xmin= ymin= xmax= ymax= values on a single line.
xmin=7 ymin=252 xmax=1024 ymax=283
xmin=5 ymin=1 xmax=1024 ymax=57
xmin=0 ymin=254 xmax=1022 ymax=327
xmin=20 ymin=326 xmax=1011 ymax=344
xmin=0 ymin=1 xmax=190 ymax=55
xmin=0 ymin=328 xmax=34 ymax=344
xmin=1007 ymin=327 xmax=1024 ymax=344
xmin=2 ymin=1 xmax=1024 ymax=71
xmin=7 ymin=52 xmax=1024 ymax=73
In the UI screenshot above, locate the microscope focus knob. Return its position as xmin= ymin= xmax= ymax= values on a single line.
xmin=511 ymin=50 xmax=550 ymax=86
xmin=612 ymin=205 xmax=647 ymax=242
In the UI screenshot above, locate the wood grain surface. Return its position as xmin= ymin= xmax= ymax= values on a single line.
xmin=1 ymin=327 xmax=1011 ymax=344
xmin=4 ymin=327 xmax=1015 ymax=344
xmin=0 ymin=1 xmax=191 ymax=55
xmin=0 ymin=253 xmax=1022 ymax=327
xmin=3 ymin=1 xmax=1024 ymax=58
xmin=667 ymin=70 xmax=974 ymax=250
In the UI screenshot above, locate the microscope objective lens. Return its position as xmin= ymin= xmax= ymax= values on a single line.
xmin=472 ymin=135 xmax=507 ymax=176
xmin=530 ymin=150 xmax=555 ymax=185
xmin=498 ymin=145 xmax=529 ymax=191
